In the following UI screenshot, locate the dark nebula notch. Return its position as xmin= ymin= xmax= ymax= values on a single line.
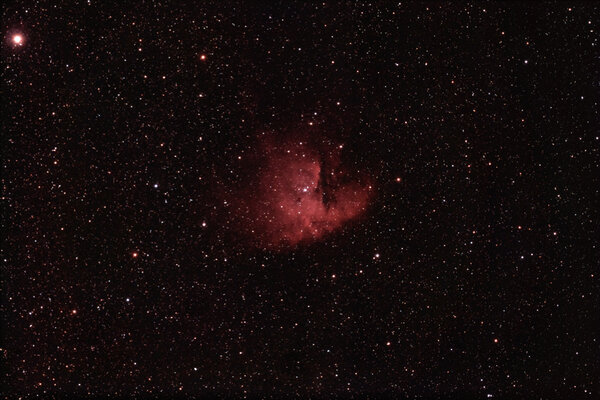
xmin=237 ymin=135 xmax=373 ymax=249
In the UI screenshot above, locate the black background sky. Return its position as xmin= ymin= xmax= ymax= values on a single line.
xmin=2 ymin=2 xmax=599 ymax=399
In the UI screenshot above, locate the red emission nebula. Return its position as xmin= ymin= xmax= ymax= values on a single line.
xmin=237 ymin=136 xmax=373 ymax=249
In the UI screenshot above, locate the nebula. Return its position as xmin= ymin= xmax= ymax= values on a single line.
xmin=239 ymin=137 xmax=372 ymax=249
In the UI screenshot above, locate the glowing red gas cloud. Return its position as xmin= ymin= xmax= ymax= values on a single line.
xmin=239 ymin=137 xmax=373 ymax=249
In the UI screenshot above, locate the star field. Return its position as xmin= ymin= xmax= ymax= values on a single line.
xmin=2 ymin=2 xmax=599 ymax=399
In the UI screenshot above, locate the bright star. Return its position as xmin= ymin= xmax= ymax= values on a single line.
xmin=12 ymin=34 xmax=24 ymax=46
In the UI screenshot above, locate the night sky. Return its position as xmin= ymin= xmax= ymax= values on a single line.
xmin=2 ymin=2 xmax=599 ymax=399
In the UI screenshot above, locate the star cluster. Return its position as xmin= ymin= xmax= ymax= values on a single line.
xmin=2 ymin=2 xmax=599 ymax=399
